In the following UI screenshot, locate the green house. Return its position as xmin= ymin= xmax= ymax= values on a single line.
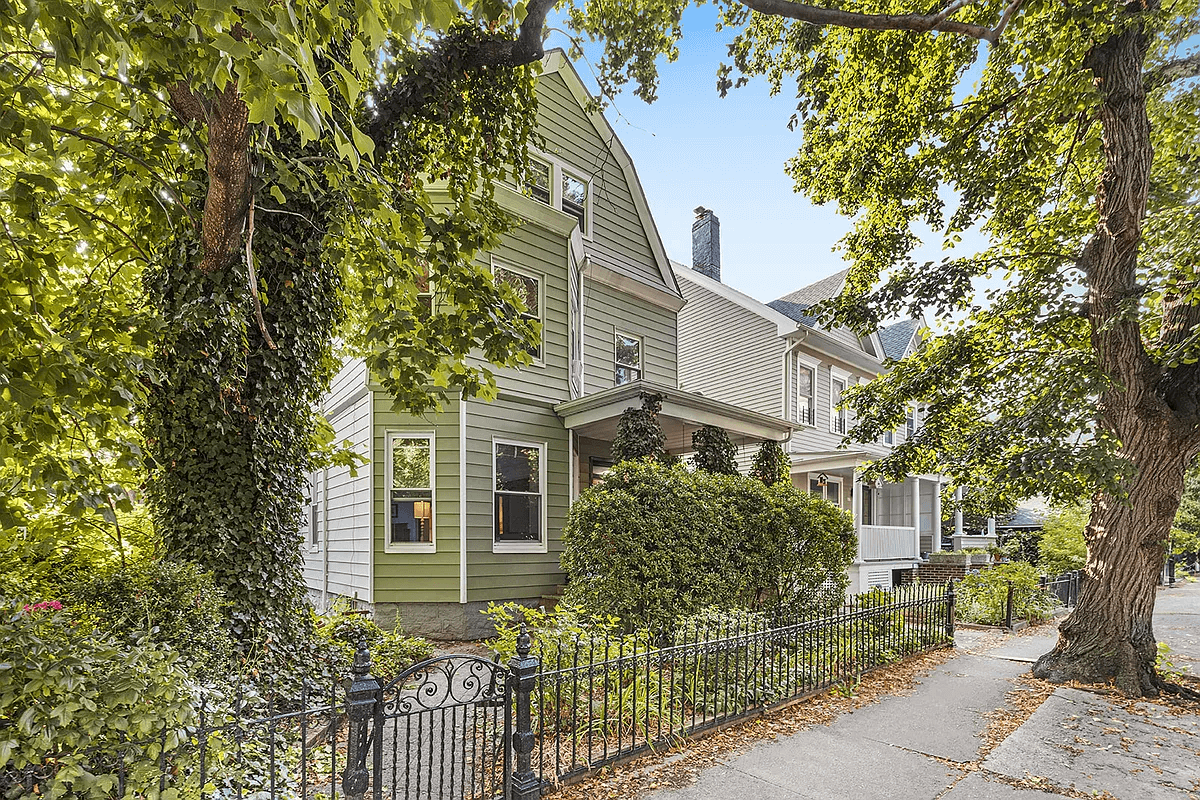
xmin=302 ymin=52 xmax=792 ymax=638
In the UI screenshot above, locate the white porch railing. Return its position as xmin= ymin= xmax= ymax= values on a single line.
xmin=859 ymin=524 xmax=918 ymax=561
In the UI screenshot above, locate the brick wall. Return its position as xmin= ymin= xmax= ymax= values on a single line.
xmin=899 ymin=561 xmax=995 ymax=585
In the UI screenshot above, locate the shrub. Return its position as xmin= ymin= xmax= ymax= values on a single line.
xmin=748 ymin=440 xmax=789 ymax=486
xmin=956 ymin=563 xmax=1055 ymax=625
xmin=312 ymin=598 xmax=434 ymax=683
xmin=611 ymin=392 xmax=672 ymax=464
xmin=69 ymin=559 xmax=235 ymax=677
xmin=691 ymin=425 xmax=738 ymax=475
xmin=1039 ymin=504 xmax=1088 ymax=576
xmin=0 ymin=601 xmax=195 ymax=799
xmin=560 ymin=460 xmax=855 ymax=630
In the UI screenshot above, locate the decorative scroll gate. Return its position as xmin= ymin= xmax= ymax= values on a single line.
xmin=341 ymin=634 xmax=542 ymax=800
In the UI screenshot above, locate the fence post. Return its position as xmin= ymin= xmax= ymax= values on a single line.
xmin=944 ymin=580 xmax=956 ymax=641
xmin=343 ymin=640 xmax=380 ymax=800
xmin=1003 ymin=580 xmax=1015 ymax=630
xmin=510 ymin=625 xmax=541 ymax=800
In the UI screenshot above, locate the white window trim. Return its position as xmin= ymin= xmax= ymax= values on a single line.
xmin=492 ymin=437 xmax=548 ymax=554
xmin=790 ymin=353 xmax=820 ymax=427
xmin=307 ymin=471 xmax=320 ymax=553
xmin=614 ymin=329 xmax=643 ymax=386
xmin=528 ymin=148 xmax=595 ymax=241
xmin=384 ymin=431 xmax=436 ymax=554
xmin=806 ymin=472 xmax=845 ymax=510
xmin=491 ymin=257 xmax=545 ymax=368
xmin=829 ymin=367 xmax=851 ymax=435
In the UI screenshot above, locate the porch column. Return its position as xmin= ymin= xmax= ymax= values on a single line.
xmin=954 ymin=486 xmax=964 ymax=538
xmin=931 ymin=477 xmax=943 ymax=553
xmin=853 ymin=471 xmax=864 ymax=563
xmin=909 ymin=476 xmax=921 ymax=560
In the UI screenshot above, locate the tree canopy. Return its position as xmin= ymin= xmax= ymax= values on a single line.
xmin=572 ymin=0 xmax=1200 ymax=696
xmin=1 ymin=0 xmax=555 ymax=645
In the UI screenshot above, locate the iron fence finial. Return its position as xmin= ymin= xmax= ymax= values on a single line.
xmin=352 ymin=638 xmax=372 ymax=676
xmin=517 ymin=623 xmax=532 ymax=659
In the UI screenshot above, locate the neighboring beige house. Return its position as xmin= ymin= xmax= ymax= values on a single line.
xmin=676 ymin=209 xmax=964 ymax=592
xmin=302 ymin=54 xmax=792 ymax=639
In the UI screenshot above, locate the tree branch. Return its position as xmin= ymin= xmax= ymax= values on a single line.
xmin=48 ymin=124 xmax=198 ymax=227
xmin=1144 ymin=53 xmax=1200 ymax=89
xmin=368 ymin=0 xmax=557 ymax=145
xmin=735 ymin=0 xmax=1013 ymax=42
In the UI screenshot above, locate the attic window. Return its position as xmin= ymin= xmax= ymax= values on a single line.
xmin=527 ymin=159 xmax=551 ymax=205
xmin=562 ymin=171 xmax=589 ymax=233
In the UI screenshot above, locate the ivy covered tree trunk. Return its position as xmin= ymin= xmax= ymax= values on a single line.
xmin=144 ymin=131 xmax=339 ymax=651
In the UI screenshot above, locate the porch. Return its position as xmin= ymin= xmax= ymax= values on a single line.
xmin=554 ymin=380 xmax=795 ymax=496
xmin=788 ymin=453 xmax=946 ymax=592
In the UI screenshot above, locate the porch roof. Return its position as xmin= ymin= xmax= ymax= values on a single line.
xmin=553 ymin=381 xmax=793 ymax=450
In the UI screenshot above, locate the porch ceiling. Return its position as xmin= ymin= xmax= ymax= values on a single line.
xmin=554 ymin=380 xmax=793 ymax=450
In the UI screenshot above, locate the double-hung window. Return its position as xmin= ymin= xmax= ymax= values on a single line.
xmin=791 ymin=355 xmax=815 ymax=425
xmin=387 ymin=433 xmax=434 ymax=551
xmin=494 ymin=265 xmax=542 ymax=361
xmin=906 ymin=407 xmax=916 ymax=439
xmin=561 ymin=171 xmax=589 ymax=234
xmin=830 ymin=371 xmax=848 ymax=435
xmin=615 ymin=332 xmax=642 ymax=385
xmin=526 ymin=158 xmax=552 ymax=205
xmin=524 ymin=154 xmax=592 ymax=236
xmin=494 ymin=440 xmax=545 ymax=551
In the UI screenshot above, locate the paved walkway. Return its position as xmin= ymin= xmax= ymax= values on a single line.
xmin=640 ymin=580 xmax=1200 ymax=800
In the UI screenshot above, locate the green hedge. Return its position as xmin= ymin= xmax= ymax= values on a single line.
xmin=560 ymin=461 xmax=856 ymax=630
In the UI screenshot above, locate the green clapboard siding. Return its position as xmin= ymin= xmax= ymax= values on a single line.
xmin=485 ymin=222 xmax=572 ymax=403
xmin=372 ymin=394 xmax=462 ymax=604
xmin=464 ymin=396 xmax=569 ymax=603
xmin=534 ymin=73 xmax=662 ymax=288
xmin=583 ymin=278 xmax=678 ymax=395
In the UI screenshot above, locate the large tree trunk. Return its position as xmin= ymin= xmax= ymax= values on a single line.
xmin=1033 ymin=426 xmax=1187 ymax=695
xmin=1031 ymin=11 xmax=1199 ymax=696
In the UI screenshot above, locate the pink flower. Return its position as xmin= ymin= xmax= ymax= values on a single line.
xmin=22 ymin=600 xmax=63 ymax=614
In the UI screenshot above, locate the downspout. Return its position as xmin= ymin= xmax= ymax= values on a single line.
xmin=321 ymin=466 xmax=330 ymax=609
xmin=460 ymin=398 xmax=468 ymax=605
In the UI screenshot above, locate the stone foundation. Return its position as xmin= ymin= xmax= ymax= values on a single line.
xmin=372 ymin=598 xmax=543 ymax=641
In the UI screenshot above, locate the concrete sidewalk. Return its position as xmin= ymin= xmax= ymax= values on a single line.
xmin=639 ymin=580 xmax=1200 ymax=800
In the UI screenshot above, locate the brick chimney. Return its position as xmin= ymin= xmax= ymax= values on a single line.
xmin=691 ymin=206 xmax=721 ymax=282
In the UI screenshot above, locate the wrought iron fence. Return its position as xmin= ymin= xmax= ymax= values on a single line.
xmin=529 ymin=582 xmax=955 ymax=792
xmin=12 ymin=584 xmax=955 ymax=800
xmin=1041 ymin=570 xmax=1081 ymax=609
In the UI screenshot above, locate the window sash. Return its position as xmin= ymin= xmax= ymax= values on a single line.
xmin=831 ymin=376 xmax=847 ymax=434
xmin=494 ymin=266 xmax=543 ymax=361
xmin=386 ymin=433 xmax=434 ymax=550
xmin=615 ymin=333 xmax=642 ymax=386
xmin=792 ymin=359 xmax=814 ymax=425
xmin=527 ymin=159 xmax=551 ymax=204
xmin=493 ymin=440 xmax=544 ymax=546
xmin=389 ymin=490 xmax=433 ymax=544
xmin=561 ymin=172 xmax=588 ymax=232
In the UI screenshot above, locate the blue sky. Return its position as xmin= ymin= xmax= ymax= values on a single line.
xmin=545 ymin=6 xmax=875 ymax=303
